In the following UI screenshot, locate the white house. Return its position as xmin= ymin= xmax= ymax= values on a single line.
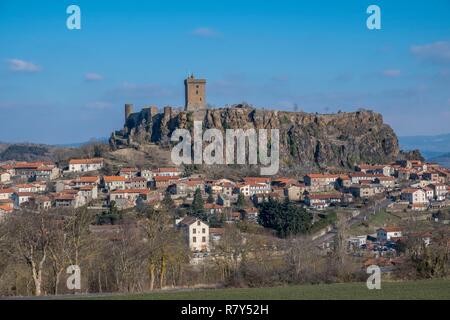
xmin=238 ymin=182 xmax=271 ymax=197
xmin=12 ymin=192 xmax=34 ymax=207
xmin=154 ymin=167 xmax=181 ymax=177
xmin=68 ymin=158 xmax=104 ymax=173
xmin=103 ymin=176 xmax=126 ymax=190
xmin=0 ymin=188 xmax=14 ymax=201
xmin=177 ymin=216 xmax=209 ymax=252
xmin=377 ymin=227 xmax=403 ymax=243
xmin=0 ymin=171 xmax=11 ymax=183
xmin=400 ymin=188 xmax=427 ymax=204
xmin=430 ymin=183 xmax=448 ymax=201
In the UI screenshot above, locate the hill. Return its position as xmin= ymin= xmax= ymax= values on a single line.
xmin=399 ymin=133 xmax=450 ymax=159
xmin=429 ymin=152 xmax=450 ymax=168
xmin=110 ymin=105 xmax=402 ymax=172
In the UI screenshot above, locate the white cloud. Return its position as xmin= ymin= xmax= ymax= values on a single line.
xmin=382 ymin=69 xmax=401 ymax=78
xmin=411 ymin=41 xmax=450 ymax=64
xmin=84 ymin=72 xmax=104 ymax=81
xmin=191 ymin=27 xmax=220 ymax=38
xmin=7 ymin=59 xmax=42 ymax=72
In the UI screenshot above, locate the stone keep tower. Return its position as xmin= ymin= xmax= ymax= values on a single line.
xmin=184 ymin=74 xmax=206 ymax=112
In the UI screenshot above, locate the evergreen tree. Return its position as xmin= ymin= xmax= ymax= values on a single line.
xmin=207 ymin=192 xmax=215 ymax=204
xmin=236 ymin=192 xmax=246 ymax=209
xmin=191 ymin=188 xmax=206 ymax=220
xmin=258 ymin=198 xmax=312 ymax=237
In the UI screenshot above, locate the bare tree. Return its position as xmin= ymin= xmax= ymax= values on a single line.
xmin=2 ymin=210 xmax=53 ymax=296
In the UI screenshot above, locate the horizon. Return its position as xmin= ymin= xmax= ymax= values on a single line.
xmin=1 ymin=0 xmax=450 ymax=144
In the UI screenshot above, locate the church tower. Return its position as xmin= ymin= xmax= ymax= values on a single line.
xmin=184 ymin=74 xmax=206 ymax=112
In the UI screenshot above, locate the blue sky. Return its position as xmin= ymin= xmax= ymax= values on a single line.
xmin=1 ymin=0 xmax=449 ymax=144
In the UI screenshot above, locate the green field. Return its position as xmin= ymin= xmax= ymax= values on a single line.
xmin=88 ymin=279 xmax=450 ymax=300
xmin=350 ymin=209 xmax=401 ymax=235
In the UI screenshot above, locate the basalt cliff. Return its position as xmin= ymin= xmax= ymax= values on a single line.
xmin=110 ymin=104 xmax=401 ymax=171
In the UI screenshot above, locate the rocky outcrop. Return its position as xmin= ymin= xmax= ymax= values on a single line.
xmin=110 ymin=104 xmax=401 ymax=171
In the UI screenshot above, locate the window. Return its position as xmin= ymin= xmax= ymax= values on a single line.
xmin=202 ymin=228 xmax=205 ymax=234
xmin=193 ymin=237 xmax=197 ymax=243
xmin=193 ymin=228 xmax=196 ymax=234
xmin=197 ymin=221 xmax=201 ymax=226
xmin=196 ymin=90 xmax=199 ymax=95
xmin=202 ymin=237 xmax=206 ymax=242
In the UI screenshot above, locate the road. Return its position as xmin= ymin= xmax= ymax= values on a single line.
xmin=313 ymin=198 xmax=393 ymax=246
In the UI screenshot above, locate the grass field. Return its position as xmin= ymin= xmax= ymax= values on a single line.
xmin=88 ymin=279 xmax=450 ymax=300
xmin=350 ymin=209 xmax=401 ymax=235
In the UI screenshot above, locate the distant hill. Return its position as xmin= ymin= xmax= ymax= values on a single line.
xmin=399 ymin=133 xmax=450 ymax=160
xmin=0 ymin=143 xmax=60 ymax=162
xmin=429 ymin=152 xmax=450 ymax=168
xmin=54 ymin=137 xmax=109 ymax=148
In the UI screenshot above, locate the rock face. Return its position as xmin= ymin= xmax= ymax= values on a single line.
xmin=110 ymin=104 xmax=400 ymax=171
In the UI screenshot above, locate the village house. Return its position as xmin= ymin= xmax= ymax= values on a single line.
xmin=374 ymin=176 xmax=396 ymax=189
xmin=237 ymin=182 xmax=271 ymax=197
xmin=14 ymin=183 xmax=36 ymax=193
xmin=13 ymin=161 xmax=58 ymax=181
xmin=347 ymin=235 xmax=367 ymax=249
xmin=154 ymin=167 xmax=181 ymax=177
xmin=53 ymin=193 xmax=82 ymax=208
xmin=209 ymin=228 xmax=224 ymax=243
xmin=68 ymin=158 xmax=104 ymax=173
xmin=34 ymin=165 xmax=60 ymax=181
xmin=348 ymin=172 xmax=381 ymax=184
xmin=396 ymin=168 xmax=411 ymax=181
xmin=119 ymin=167 xmax=139 ymax=179
xmin=0 ymin=188 xmax=14 ymax=201
xmin=336 ymin=175 xmax=352 ymax=188
xmin=109 ymin=189 xmax=151 ymax=208
xmin=241 ymin=207 xmax=259 ymax=222
xmin=423 ymin=186 xmax=434 ymax=200
xmin=304 ymin=193 xmax=342 ymax=209
xmin=72 ymin=176 xmax=100 ymax=188
xmin=251 ymin=191 xmax=283 ymax=204
xmin=0 ymin=164 xmax=15 ymax=176
xmin=12 ymin=192 xmax=34 ymax=207
xmin=153 ymin=175 xmax=179 ymax=190
xmin=286 ymin=183 xmax=306 ymax=201
xmin=29 ymin=195 xmax=52 ymax=210
xmin=243 ymin=177 xmax=272 ymax=185
xmin=0 ymin=204 xmax=13 ymax=217
xmin=349 ymin=184 xmax=376 ymax=198
xmin=140 ymin=169 xmax=155 ymax=181
xmin=103 ymin=176 xmax=126 ymax=190
xmin=430 ymin=183 xmax=448 ymax=201
xmin=177 ymin=217 xmax=209 ymax=252
xmin=209 ymin=179 xmax=235 ymax=196
xmin=77 ymin=185 xmax=98 ymax=200
xmin=0 ymin=171 xmax=11 ymax=183
xmin=356 ymin=164 xmax=392 ymax=176
xmin=401 ymin=188 xmax=428 ymax=205
xmin=204 ymin=203 xmax=224 ymax=216
xmin=304 ymin=173 xmax=339 ymax=191
xmin=125 ymin=177 xmax=148 ymax=189
xmin=217 ymin=194 xmax=231 ymax=207
xmin=174 ymin=178 xmax=205 ymax=195
xmin=377 ymin=227 xmax=403 ymax=243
